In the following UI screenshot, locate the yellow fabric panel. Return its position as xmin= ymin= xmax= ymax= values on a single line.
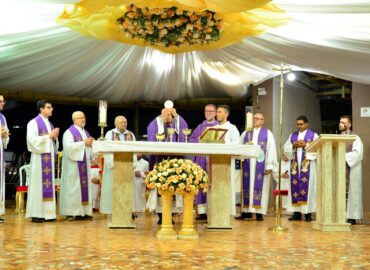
xmin=56 ymin=1 xmax=289 ymax=53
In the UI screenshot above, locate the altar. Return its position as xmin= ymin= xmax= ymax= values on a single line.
xmin=92 ymin=141 xmax=260 ymax=230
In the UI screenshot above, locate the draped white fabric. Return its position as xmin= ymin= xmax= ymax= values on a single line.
xmin=1 ymin=0 xmax=370 ymax=101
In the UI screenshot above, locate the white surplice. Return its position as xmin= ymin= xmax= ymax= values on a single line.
xmin=90 ymin=167 xmax=100 ymax=209
xmin=100 ymin=128 xmax=136 ymax=214
xmin=216 ymin=121 xmax=240 ymax=216
xmin=283 ymin=130 xmax=318 ymax=214
xmin=346 ymin=135 xmax=364 ymax=220
xmin=240 ymin=128 xmax=277 ymax=215
xmin=25 ymin=115 xmax=56 ymax=220
xmin=59 ymin=125 xmax=92 ymax=217
xmin=133 ymin=157 xmax=149 ymax=212
xmin=0 ymin=116 xmax=9 ymax=216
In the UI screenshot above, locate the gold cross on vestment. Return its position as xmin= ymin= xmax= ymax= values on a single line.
xmin=43 ymin=166 xmax=51 ymax=175
xmin=257 ymin=173 xmax=263 ymax=180
xmin=302 ymin=177 xmax=308 ymax=183
xmin=244 ymin=171 xmax=249 ymax=177
xmin=293 ymin=192 xmax=298 ymax=198
xmin=292 ymin=179 xmax=298 ymax=185
xmin=300 ymin=190 xmax=306 ymax=195
xmin=43 ymin=179 xmax=51 ymax=188
xmin=42 ymin=154 xmax=51 ymax=163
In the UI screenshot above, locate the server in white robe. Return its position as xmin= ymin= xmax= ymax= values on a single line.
xmin=26 ymin=100 xmax=59 ymax=222
xmin=284 ymin=115 xmax=318 ymax=222
xmin=339 ymin=115 xmax=364 ymax=225
xmin=60 ymin=111 xmax=94 ymax=220
xmin=0 ymin=94 xmax=10 ymax=223
xmin=90 ymin=156 xmax=101 ymax=211
xmin=100 ymin=115 xmax=135 ymax=214
xmin=133 ymin=154 xmax=149 ymax=213
xmin=238 ymin=113 xmax=277 ymax=221
xmin=215 ymin=105 xmax=240 ymax=216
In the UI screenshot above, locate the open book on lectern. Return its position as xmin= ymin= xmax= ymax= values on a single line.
xmin=199 ymin=127 xmax=228 ymax=143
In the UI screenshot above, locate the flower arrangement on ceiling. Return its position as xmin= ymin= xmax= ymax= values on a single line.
xmin=56 ymin=0 xmax=289 ymax=53
xmin=145 ymin=158 xmax=208 ymax=193
xmin=117 ymin=5 xmax=224 ymax=47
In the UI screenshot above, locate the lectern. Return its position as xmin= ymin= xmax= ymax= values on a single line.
xmin=306 ymin=134 xmax=356 ymax=231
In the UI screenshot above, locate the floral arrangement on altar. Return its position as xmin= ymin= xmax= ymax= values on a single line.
xmin=145 ymin=158 xmax=208 ymax=193
xmin=117 ymin=5 xmax=224 ymax=47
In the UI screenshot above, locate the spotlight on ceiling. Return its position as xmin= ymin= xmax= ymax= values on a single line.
xmin=287 ymin=72 xmax=296 ymax=81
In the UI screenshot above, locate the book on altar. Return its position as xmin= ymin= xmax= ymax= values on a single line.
xmin=199 ymin=127 xmax=228 ymax=143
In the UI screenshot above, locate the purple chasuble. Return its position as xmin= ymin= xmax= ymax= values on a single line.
xmin=68 ymin=125 xmax=91 ymax=205
xmin=189 ymin=120 xmax=218 ymax=205
xmin=34 ymin=115 xmax=54 ymax=201
xmin=290 ymin=129 xmax=315 ymax=205
xmin=147 ymin=115 xmax=188 ymax=170
xmin=242 ymin=128 xmax=268 ymax=208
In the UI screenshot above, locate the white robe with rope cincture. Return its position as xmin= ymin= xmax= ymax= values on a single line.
xmin=59 ymin=125 xmax=92 ymax=217
xmin=25 ymin=115 xmax=57 ymax=220
xmin=283 ymin=130 xmax=318 ymax=214
xmin=216 ymin=121 xmax=240 ymax=216
xmin=346 ymin=135 xmax=363 ymax=220
xmin=100 ymin=128 xmax=136 ymax=214
xmin=0 ymin=117 xmax=9 ymax=216
xmin=240 ymin=128 xmax=277 ymax=215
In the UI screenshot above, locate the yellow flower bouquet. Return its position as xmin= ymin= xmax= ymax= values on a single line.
xmin=145 ymin=158 xmax=208 ymax=193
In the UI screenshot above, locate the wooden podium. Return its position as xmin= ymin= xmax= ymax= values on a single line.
xmin=306 ymin=134 xmax=356 ymax=232
xmin=92 ymin=141 xmax=259 ymax=230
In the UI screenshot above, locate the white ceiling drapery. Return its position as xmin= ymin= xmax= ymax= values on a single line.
xmin=1 ymin=0 xmax=370 ymax=101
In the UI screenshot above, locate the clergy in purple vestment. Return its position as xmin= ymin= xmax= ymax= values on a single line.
xmin=147 ymin=106 xmax=188 ymax=170
xmin=283 ymin=115 xmax=318 ymax=222
xmin=188 ymin=104 xmax=218 ymax=220
xmin=146 ymin=105 xmax=188 ymax=225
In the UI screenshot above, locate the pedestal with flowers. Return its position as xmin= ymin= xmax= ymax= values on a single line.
xmin=145 ymin=158 xmax=208 ymax=239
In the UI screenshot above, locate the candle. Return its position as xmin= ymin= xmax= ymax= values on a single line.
xmin=99 ymin=108 xmax=107 ymax=124
xmin=246 ymin=112 xmax=253 ymax=130
xmin=99 ymin=100 xmax=107 ymax=125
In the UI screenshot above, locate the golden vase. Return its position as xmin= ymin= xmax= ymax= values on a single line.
xmin=157 ymin=189 xmax=177 ymax=239
xmin=178 ymin=189 xmax=199 ymax=239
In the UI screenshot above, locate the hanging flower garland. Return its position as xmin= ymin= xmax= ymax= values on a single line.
xmin=56 ymin=0 xmax=290 ymax=53
xmin=117 ymin=5 xmax=224 ymax=47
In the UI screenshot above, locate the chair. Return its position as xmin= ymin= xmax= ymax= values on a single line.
xmin=15 ymin=164 xmax=30 ymax=214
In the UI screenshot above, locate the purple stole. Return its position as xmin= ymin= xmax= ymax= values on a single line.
xmin=34 ymin=115 xmax=54 ymax=201
xmin=68 ymin=125 xmax=91 ymax=205
xmin=290 ymin=129 xmax=315 ymax=205
xmin=111 ymin=130 xmax=133 ymax=141
xmin=0 ymin=113 xmax=5 ymax=127
xmin=0 ymin=113 xmax=6 ymax=196
xmin=242 ymin=128 xmax=268 ymax=208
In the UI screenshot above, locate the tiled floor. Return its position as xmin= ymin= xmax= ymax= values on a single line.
xmin=0 ymin=210 xmax=369 ymax=269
